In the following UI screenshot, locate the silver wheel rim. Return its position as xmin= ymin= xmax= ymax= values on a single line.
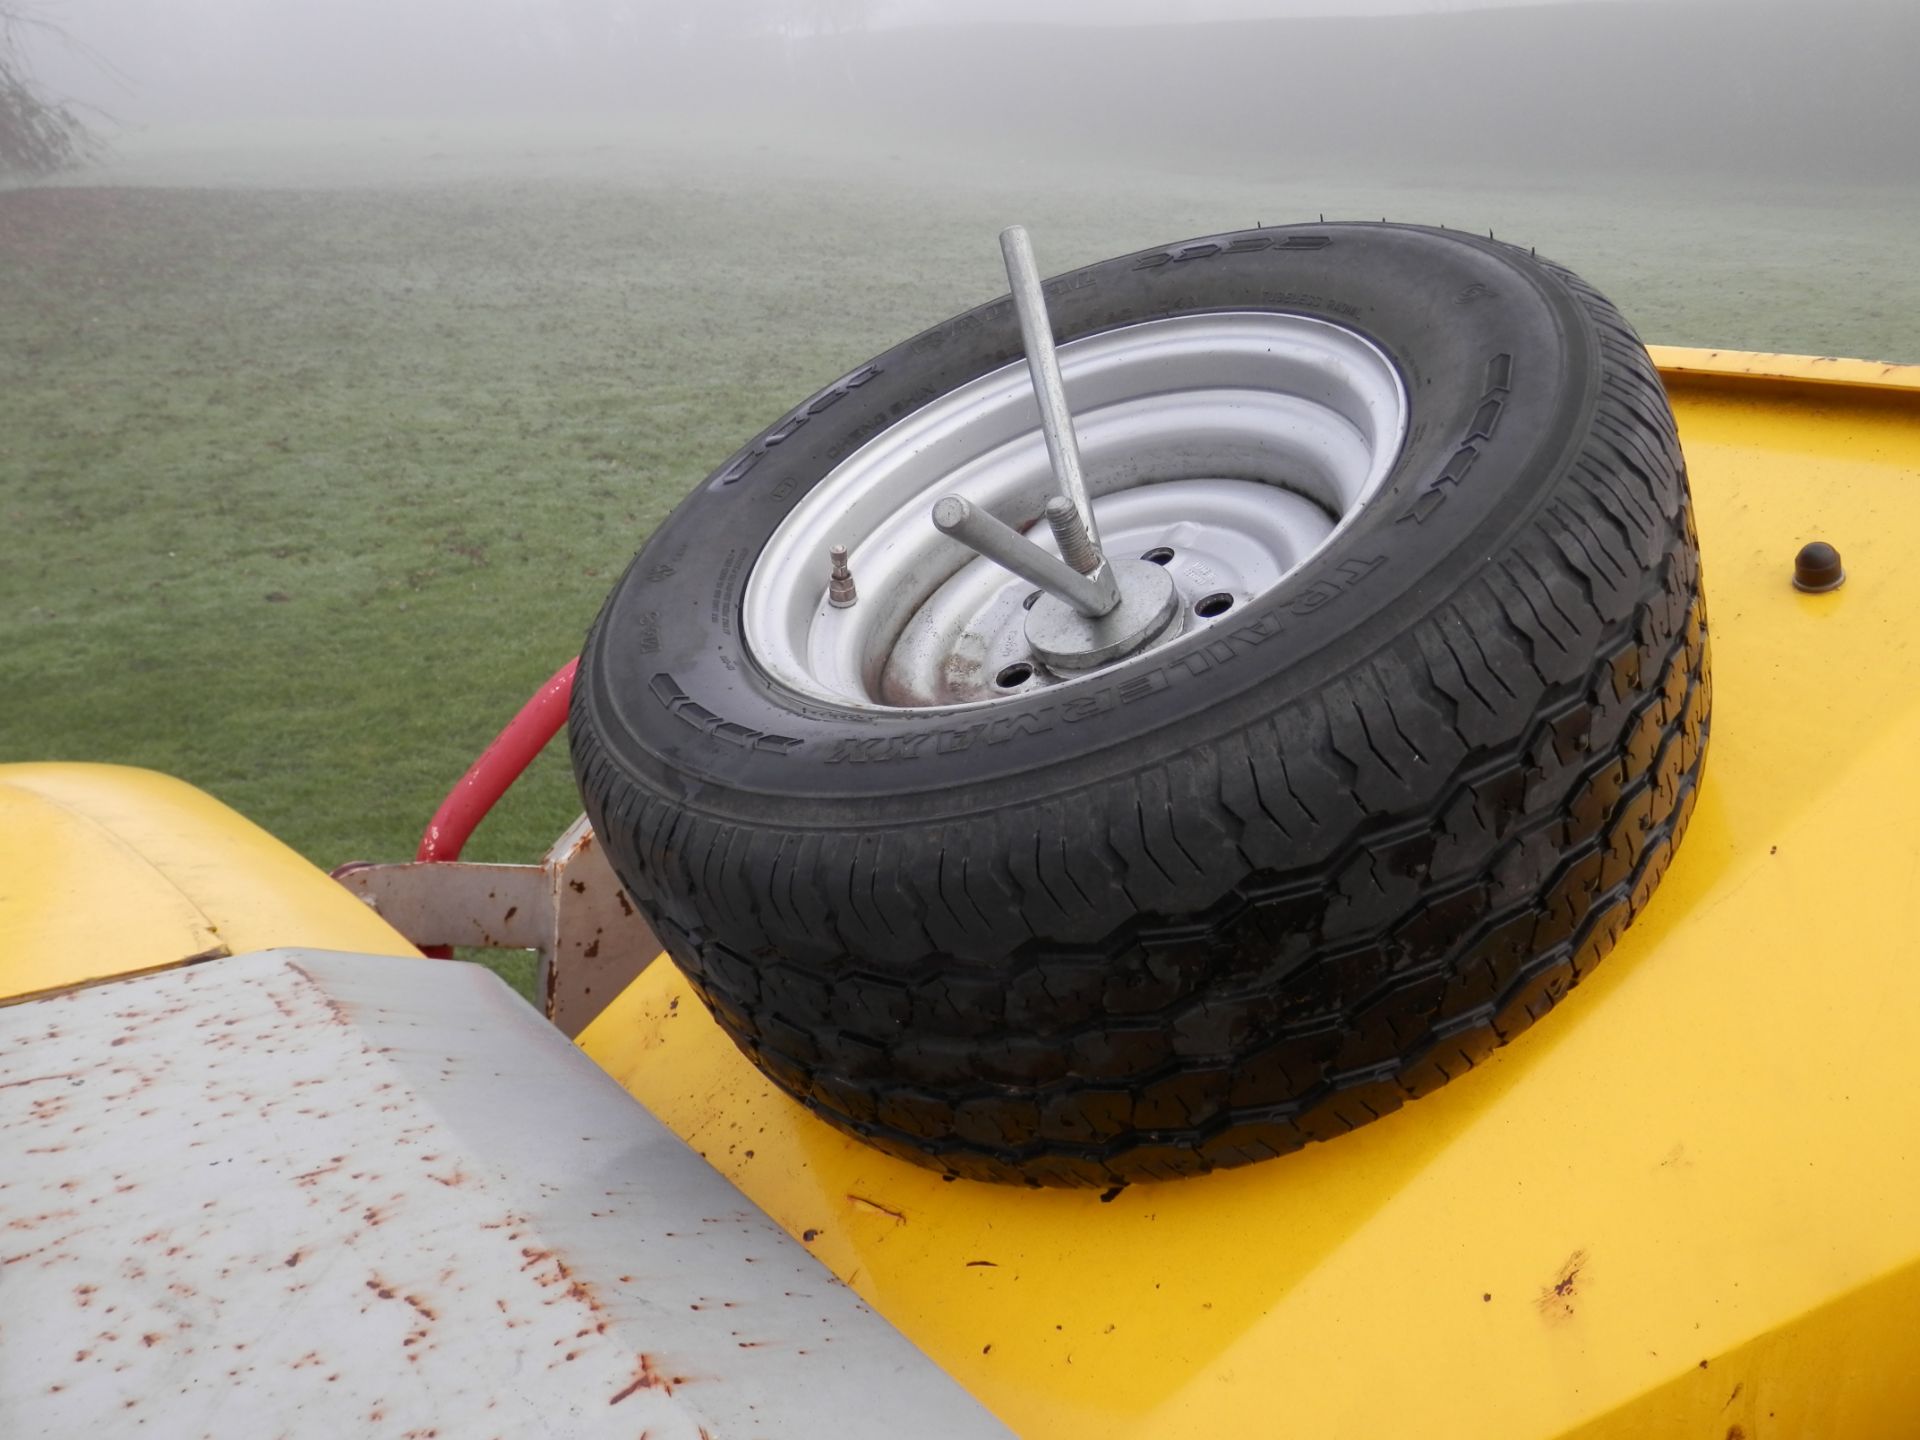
xmin=740 ymin=311 xmax=1409 ymax=713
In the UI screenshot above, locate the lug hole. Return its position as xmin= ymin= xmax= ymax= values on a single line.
xmin=1022 ymin=589 xmax=1043 ymax=610
xmin=1141 ymin=546 xmax=1175 ymax=565
xmin=995 ymin=661 xmax=1035 ymax=688
xmin=1194 ymin=592 xmax=1234 ymax=619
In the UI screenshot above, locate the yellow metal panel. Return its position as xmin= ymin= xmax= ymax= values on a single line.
xmin=580 ymin=351 xmax=1920 ymax=1439
xmin=0 ymin=780 xmax=227 ymax=998
xmin=1648 ymin=345 xmax=1920 ymax=395
xmin=0 ymin=764 xmax=415 ymax=1003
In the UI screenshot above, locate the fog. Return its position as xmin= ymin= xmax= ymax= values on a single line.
xmin=25 ymin=0 xmax=1920 ymax=182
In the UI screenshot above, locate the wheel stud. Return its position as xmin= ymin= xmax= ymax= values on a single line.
xmin=1045 ymin=495 xmax=1101 ymax=576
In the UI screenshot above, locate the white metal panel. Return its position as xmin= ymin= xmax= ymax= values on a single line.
xmin=0 ymin=950 xmax=1012 ymax=1439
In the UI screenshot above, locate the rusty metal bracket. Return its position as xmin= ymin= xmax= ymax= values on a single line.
xmin=334 ymin=816 xmax=656 ymax=1036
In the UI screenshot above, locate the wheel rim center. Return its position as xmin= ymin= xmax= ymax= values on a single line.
xmin=1024 ymin=557 xmax=1182 ymax=673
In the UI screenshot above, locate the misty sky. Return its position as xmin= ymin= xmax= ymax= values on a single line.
xmin=11 ymin=0 xmax=1803 ymax=142
xmin=875 ymin=0 xmax=1656 ymax=21
xmin=32 ymin=0 xmax=1693 ymax=79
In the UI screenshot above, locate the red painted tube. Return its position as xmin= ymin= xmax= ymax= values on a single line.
xmin=412 ymin=657 xmax=578 ymax=959
xmin=418 ymin=658 xmax=580 ymax=863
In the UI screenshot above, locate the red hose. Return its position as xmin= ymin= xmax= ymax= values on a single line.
xmin=418 ymin=657 xmax=579 ymax=863
xmin=414 ymin=658 xmax=579 ymax=956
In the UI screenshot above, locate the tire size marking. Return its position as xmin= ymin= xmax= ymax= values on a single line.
xmin=822 ymin=554 xmax=1388 ymax=764
xmin=1257 ymin=290 xmax=1361 ymax=319
xmin=899 ymin=271 xmax=1096 ymax=363
xmin=1396 ymin=353 xmax=1513 ymax=527
xmin=823 ymin=385 xmax=942 ymax=463
xmin=709 ymin=548 xmax=747 ymax=634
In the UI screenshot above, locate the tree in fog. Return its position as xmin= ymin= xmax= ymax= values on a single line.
xmin=796 ymin=0 xmax=871 ymax=37
xmin=0 ymin=2 xmax=94 ymax=174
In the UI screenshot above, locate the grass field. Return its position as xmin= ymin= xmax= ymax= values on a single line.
xmin=5 ymin=118 xmax=1918 ymax=997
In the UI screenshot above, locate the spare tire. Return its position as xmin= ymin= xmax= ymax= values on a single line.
xmin=570 ymin=222 xmax=1708 ymax=1187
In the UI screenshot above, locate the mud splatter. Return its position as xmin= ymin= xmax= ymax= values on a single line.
xmin=1536 ymin=1250 xmax=1589 ymax=1321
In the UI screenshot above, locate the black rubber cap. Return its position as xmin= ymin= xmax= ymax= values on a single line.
xmin=1793 ymin=540 xmax=1845 ymax=593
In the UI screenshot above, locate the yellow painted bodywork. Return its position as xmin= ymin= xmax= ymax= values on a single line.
xmin=579 ymin=351 xmax=1920 ymax=1439
xmin=7 ymin=349 xmax=1920 ymax=1438
xmin=0 ymin=763 xmax=415 ymax=1003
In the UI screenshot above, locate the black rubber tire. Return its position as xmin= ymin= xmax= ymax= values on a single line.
xmin=571 ymin=222 xmax=1709 ymax=1187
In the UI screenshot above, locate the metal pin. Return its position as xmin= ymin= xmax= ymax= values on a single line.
xmin=828 ymin=544 xmax=857 ymax=608
xmin=999 ymin=225 xmax=1105 ymax=562
xmin=932 ymin=496 xmax=1119 ymax=618
xmin=1045 ymin=495 xmax=1100 ymax=575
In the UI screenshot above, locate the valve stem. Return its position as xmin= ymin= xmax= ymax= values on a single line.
xmin=828 ymin=544 xmax=858 ymax=608
xmin=1045 ymin=495 xmax=1100 ymax=575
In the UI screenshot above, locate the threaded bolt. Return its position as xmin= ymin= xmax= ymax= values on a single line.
xmin=1045 ymin=495 xmax=1100 ymax=575
xmin=828 ymin=544 xmax=858 ymax=608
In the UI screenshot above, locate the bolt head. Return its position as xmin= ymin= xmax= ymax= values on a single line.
xmin=1793 ymin=540 xmax=1845 ymax=593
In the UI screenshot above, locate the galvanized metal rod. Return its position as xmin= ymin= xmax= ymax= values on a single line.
xmin=932 ymin=496 xmax=1117 ymax=618
xmin=1044 ymin=495 xmax=1100 ymax=574
xmin=999 ymin=225 xmax=1105 ymax=560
